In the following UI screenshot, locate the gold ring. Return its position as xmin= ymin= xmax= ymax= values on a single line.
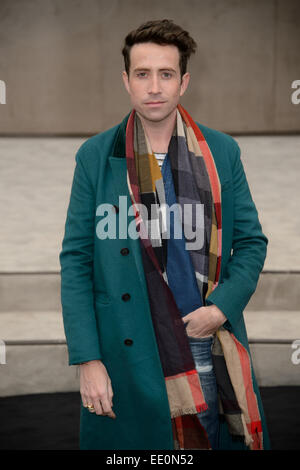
xmin=86 ymin=404 xmax=94 ymax=409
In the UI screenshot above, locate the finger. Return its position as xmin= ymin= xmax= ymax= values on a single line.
xmin=107 ymin=382 xmax=115 ymax=411
xmin=108 ymin=394 xmax=113 ymax=407
xmin=102 ymin=408 xmax=116 ymax=418
xmin=81 ymin=395 xmax=87 ymax=407
xmin=84 ymin=395 xmax=96 ymax=413
xmin=93 ymin=398 xmax=104 ymax=416
xmin=81 ymin=394 xmax=90 ymax=408
xmin=101 ymin=394 xmax=116 ymax=419
xmin=108 ymin=382 xmax=114 ymax=406
xmin=107 ymin=409 xmax=117 ymax=419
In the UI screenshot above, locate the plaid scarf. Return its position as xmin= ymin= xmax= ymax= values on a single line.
xmin=125 ymin=104 xmax=263 ymax=450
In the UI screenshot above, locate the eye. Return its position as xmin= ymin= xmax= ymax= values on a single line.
xmin=162 ymin=72 xmax=172 ymax=78
xmin=137 ymin=72 xmax=147 ymax=78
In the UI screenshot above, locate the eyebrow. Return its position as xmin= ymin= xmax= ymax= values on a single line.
xmin=133 ymin=67 xmax=177 ymax=73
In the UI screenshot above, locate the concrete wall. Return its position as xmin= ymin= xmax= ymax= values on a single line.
xmin=0 ymin=0 xmax=299 ymax=135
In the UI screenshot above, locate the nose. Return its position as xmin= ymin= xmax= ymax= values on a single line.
xmin=148 ymin=75 xmax=161 ymax=95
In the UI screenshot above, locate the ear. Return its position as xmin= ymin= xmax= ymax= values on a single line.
xmin=122 ymin=70 xmax=130 ymax=94
xmin=179 ymin=72 xmax=190 ymax=97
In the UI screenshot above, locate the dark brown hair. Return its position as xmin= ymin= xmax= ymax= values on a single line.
xmin=121 ymin=19 xmax=197 ymax=79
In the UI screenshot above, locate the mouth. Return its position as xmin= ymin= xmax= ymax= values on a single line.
xmin=145 ymin=101 xmax=166 ymax=107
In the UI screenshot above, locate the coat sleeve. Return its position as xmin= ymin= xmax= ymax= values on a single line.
xmin=59 ymin=143 xmax=102 ymax=365
xmin=206 ymin=140 xmax=268 ymax=330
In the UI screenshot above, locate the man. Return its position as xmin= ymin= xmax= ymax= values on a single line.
xmin=59 ymin=19 xmax=270 ymax=450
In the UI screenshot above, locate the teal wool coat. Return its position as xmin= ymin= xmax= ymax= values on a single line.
xmin=59 ymin=112 xmax=271 ymax=450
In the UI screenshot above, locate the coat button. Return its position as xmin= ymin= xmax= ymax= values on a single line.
xmin=122 ymin=293 xmax=131 ymax=301
xmin=113 ymin=205 xmax=119 ymax=213
xmin=120 ymin=247 xmax=129 ymax=256
xmin=124 ymin=338 xmax=133 ymax=346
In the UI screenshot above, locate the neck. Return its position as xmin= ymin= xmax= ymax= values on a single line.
xmin=137 ymin=108 xmax=177 ymax=153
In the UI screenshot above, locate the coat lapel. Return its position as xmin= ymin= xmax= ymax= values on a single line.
xmin=108 ymin=112 xmax=149 ymax=301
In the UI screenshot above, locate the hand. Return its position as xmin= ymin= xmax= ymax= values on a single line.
xmin=182 ymin=304 xmax=227 ymax=338
xmin=79 ymin=360 xmax=116 ymax=419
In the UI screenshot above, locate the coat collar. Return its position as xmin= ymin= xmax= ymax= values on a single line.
xmin=111 ymin=111 xmax=131 ymax=158
xmin=108 ymin=111 xmax=131 ymax=199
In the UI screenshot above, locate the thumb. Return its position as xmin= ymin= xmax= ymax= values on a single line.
xmin=182 ymin=314 xmax=190 ymax=323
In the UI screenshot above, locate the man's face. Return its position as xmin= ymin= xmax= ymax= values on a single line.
xmin=122 ymin=42 xmax=190 ymax=123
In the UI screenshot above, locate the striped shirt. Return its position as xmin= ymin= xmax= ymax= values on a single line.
xmin=154 ymin=152 xmax=167 ymax=168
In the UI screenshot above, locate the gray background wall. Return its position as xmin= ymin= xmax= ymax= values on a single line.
xmin=1 ymin=0 xmax=300 ymax=400
xmin=0 ymin=0 xmax=299 ymax=135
